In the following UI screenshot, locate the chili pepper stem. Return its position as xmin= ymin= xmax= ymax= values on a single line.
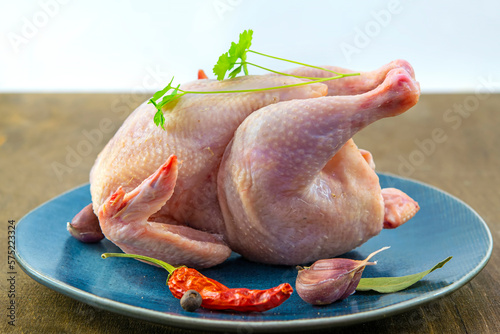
xmin=101 ymin=253 xmax=182 ymax=280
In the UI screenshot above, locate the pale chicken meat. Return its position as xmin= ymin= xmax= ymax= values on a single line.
xmin=88 ymin=60 xmax=420 ymax=268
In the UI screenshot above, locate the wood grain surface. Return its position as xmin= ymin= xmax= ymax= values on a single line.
xmin=1 ymin=93 xmax=498 ymax=334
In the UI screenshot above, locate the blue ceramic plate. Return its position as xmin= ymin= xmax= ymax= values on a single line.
xmin=16 ymin=174 xmax=493 ymax=332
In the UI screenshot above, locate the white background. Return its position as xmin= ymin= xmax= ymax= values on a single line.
xmin=1 ymin=0 xmax=499 ymax=93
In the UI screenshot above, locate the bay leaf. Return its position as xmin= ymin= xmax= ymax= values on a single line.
xmin=356 ymin=257 xmax=452 ymax=293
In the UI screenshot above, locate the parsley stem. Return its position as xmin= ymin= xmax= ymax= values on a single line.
xmin=247 ymin=49 xmax=344 ymax=76
xmin=175 ymin=75 xmax=352 ymax=95
xmin=240 ymin=62 xmax=331 ymax=80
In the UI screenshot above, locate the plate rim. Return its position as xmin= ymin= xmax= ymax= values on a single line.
xmin=15 ymin=173 xmax=494 ymax=332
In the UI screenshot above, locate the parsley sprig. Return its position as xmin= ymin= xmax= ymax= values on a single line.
xmin=212 ymin=30 xmax=345 ymax=81
xmin=149 ymin=29 xmax=359 ymax=129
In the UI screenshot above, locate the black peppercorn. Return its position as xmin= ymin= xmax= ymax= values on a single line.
xmin=180 ymin=289 xmax=202 ymax=312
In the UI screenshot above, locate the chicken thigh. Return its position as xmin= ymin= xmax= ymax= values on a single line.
xmin=217 ymin=67 xmax=420 ymax=264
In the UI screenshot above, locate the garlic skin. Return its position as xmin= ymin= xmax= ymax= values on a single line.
xmin=296 ymin=247 xmax=389 ymax=305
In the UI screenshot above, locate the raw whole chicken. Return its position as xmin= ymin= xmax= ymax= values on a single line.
xmin=87 ymin=60 xmax=420 ymax=268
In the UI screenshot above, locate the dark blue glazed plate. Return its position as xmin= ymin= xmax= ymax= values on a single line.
xmin=15 ymin=174 xmax=493 ymax=332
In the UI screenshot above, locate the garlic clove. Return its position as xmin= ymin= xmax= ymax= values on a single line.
xmin=296 ymin=247 xmax=389 ymax=305
xmin=67 ymin=203 xmax=105 ymax=243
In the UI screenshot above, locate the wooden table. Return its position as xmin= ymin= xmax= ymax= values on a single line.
xmin=1 ymin=93 xmax=498 ymax=333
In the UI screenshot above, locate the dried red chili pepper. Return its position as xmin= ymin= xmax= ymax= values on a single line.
xmin=101 ymin=253 xmax=293 ymax=312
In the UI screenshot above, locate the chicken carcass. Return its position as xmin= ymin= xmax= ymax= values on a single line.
xmin=90 ymin=60 xmax=420 ymax=268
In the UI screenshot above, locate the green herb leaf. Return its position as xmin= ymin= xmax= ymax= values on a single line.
xmin=213 ymin=29 xmax=253 ymax=80
xmin=356 ymin=257 xmax=452 ymax=293
xmin=213 ymin=53 xmax=232 ymax=80
xmin=228 ymin=65 xmax=243 ymax=79
xmin=148 ymin=76 xmax=185 ymax=127
xmin=149 ymin=77 xmax=177 ymax=108
xmin=153 ymin=109 xmax=165 ymax=130
xmin=150 ymin=77 xmax=175 ymax=103
xmin=229 ymin=29 xmax=252 ymax=63
xmin=148 ymin=77 xmax=185 ymax=129
xmin=159 ymin=84 xmax=180 ymax=106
